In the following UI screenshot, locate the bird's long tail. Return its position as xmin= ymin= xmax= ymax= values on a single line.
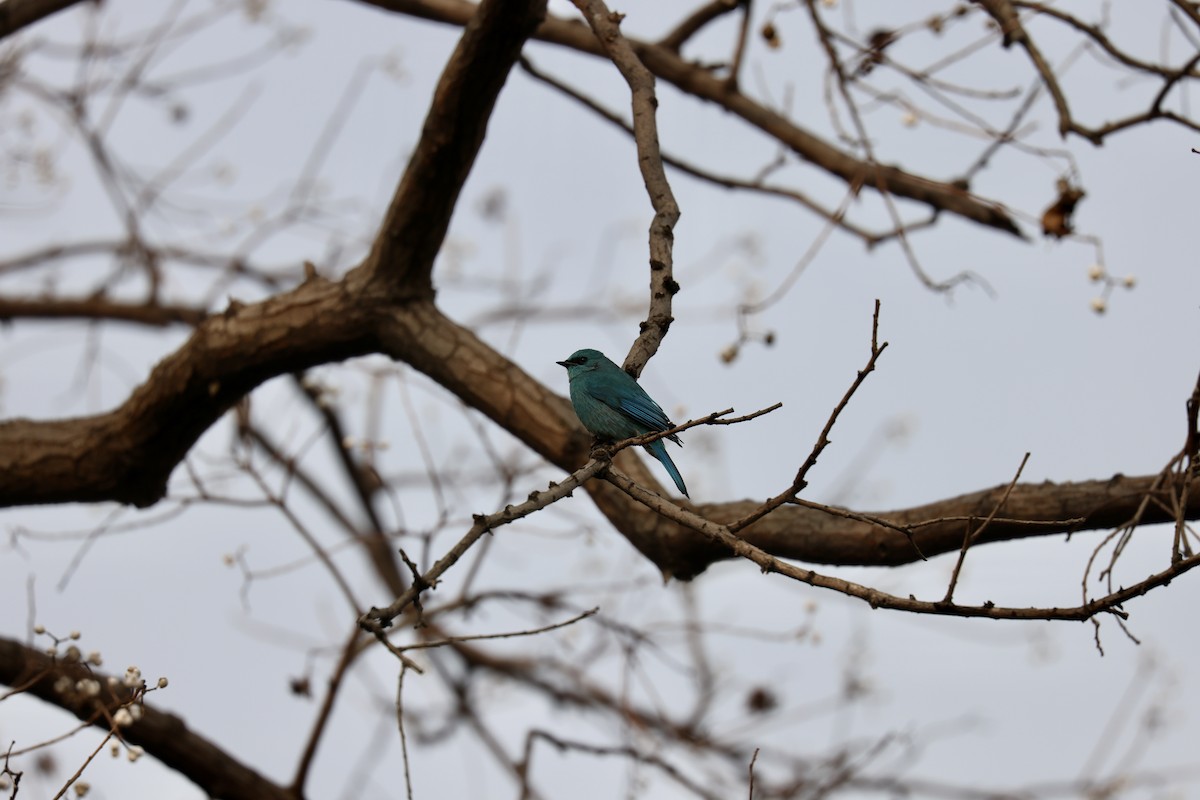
xmin=645 ymin=439 xmax=689 ymax=498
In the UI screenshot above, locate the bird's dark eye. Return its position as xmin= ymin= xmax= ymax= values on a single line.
xmin=572 ymin=356 xmax=587 ymax=365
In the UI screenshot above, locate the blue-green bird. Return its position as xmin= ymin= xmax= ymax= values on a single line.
xmin=557 ymin=348 xmax=688 ymax=497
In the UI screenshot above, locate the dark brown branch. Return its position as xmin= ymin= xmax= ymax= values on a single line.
xmin=0 ymin=637 xmax=295 ymax=800
xmin=0 ymin=0 xmax=85 ymax=40
xmin=360 ymin=0 xmax=547 ymax=297
xmin=0 ymin=277 xmax=381 ymax=507
xmin=291 ymin=629 xmax=366 ymax=794
xmin=291 ymin=377 xmax=409 ymax=597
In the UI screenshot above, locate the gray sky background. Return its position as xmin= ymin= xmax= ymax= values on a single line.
xmin=2 ymin=1 xmax=1199 ymax=798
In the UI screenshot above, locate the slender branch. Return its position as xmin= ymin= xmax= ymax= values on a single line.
xmin=570 ymin=0 xmax=681 ymax=376
xmin=943 ymin=452 xmax=1030 ymax=602
xmin=360 ymin=458 xmax=607 ymax=632
xmin=729 ymin=300 xmax=887 ymax=534
xmin=607 ymin=466 xmax=1200 ymax=622
xmin=290 ymin=629 xmax=366 ymax=794
xmin=0 ymin=296 xmax=208 ymax=326
xmin=974 ymin=0 xmax=1073 ymax=137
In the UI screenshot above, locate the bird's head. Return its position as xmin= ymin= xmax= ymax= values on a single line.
xmin=556 ymin=348 xmax=609 ymax=376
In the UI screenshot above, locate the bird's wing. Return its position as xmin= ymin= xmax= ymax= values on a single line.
xmin=591 ymin=381 xmax=674 ymax=433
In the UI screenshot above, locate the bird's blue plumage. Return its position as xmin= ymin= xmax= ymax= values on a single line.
xmin=557 ymin=348 xmax=688 ymax=497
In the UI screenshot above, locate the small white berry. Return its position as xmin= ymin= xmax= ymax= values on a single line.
xmin=1090 ymin=297 xmax=1107 ymax=314
xmin=1123 ymin=275 xmax=1136 ymax=288
xmin=113 ymin=708 xmax=133 ymax=727
xmin=1087 ymin=264 xmax=1104 ymax=281
xmin=157 ymin=677 xmax=169 ymax=689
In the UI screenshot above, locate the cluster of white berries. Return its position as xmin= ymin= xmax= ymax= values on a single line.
xmin=26 ymin=627 xmax=174 ymax=795
xmin=35 ymin=627 xmax=169 ymax=722
xmin=6 ymin=630 xmax=162 ymax=800
xmin=1086 ymin=263 xmax=1136 ymax=315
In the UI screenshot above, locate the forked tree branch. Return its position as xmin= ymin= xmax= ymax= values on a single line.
xmin=0 ymin=276 xmax=380 ymax=507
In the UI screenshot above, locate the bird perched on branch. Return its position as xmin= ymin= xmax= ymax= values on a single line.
xmin=557 ymin=348 xmax=688 ymax=497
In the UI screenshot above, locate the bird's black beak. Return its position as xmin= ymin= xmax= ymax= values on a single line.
xmin=556 ymin=360 xmax=570 ymax=368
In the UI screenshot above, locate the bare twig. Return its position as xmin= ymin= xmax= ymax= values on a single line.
xmin=360 ymin=458 xmax=607 ymax=633
xmin=729 ymin=300 xmax=887 ymax=534
xmin=942 ymin=452 xmax=1031 ymax=603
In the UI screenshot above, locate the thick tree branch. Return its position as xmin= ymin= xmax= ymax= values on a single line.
xmin=360 ymin=0 xmax=547 ymax=296
xmin=0 ymin=637 xmax=294 ymax=800
xmin=0 ymin=277 xmax=382 ymax=507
